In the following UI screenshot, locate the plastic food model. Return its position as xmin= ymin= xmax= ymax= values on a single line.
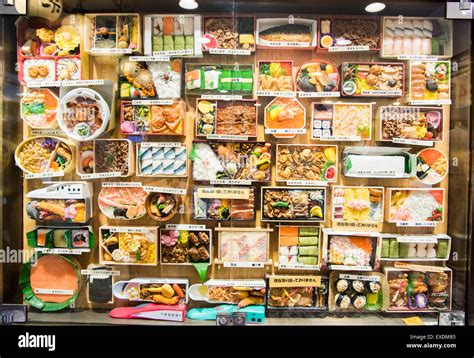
xmin=115 ymin=279 xmax=188 ymax=304
xmin=218 ymin=230 xmax=269 ymax=264
xmin=196 ymin=99 xmax=257 ymax=137
xmin=145 ymin=192 xmax=180 ymax=222
xmin=193 ymin=187 xmax=255 ymax=220
xmin=18 ymin=16 xmax=81 ymax=85
xmin=20 ymin=89 xmax=59 ymax=129
xmin=100 ymin=227 xmax=158 ymax=265
xmin=279 ymin=226 xmax=320 ymax=268
xmin=202 ymin=16 xmax=255 ymax=51
xmin=161 ymin=229 xmax=211 ymax=264
xmin=380 ymin=235 xmax=451 ymax=260
xmin=120 ymin=101 xmax=185 ymax=135
xmin=332 ymin=186 xmax=384 ymax=223
xmin=256 ymin=18 xmax=317 ymax=48
xmin=295 ymin=60 xmax=339 ymax=93
xmin=98 ymin=186 xmax=148 ymax=220
xmin=191 ymin=142 xmax=271 ymax=182
xmin=386 ymin=269 xmax=451 ymax=311
xmin=410 ymin=61 xmax=451 ymax=102
xmin=89 ymin=14 xmax=139 ymax=52
xmin=319 ymin=18 xmax=380 ymax=49
xmin=264 ymin=97 xmax=306 ymax=137
xmin=268 ymin=279 xmax=328 ymax=309
xmin=380 ymin=106 xmax=443 ymax=142
xmin=262 ymin=187 xmax=326 ymax=222
xmin=137 ymin=143 xmax=187 ymax=177
xmin=258 ymin=61 xmax=294 ymax=93
xmin=276 ymin=145 xmax=337 ymax=182
xmin=389 ymin=189 xmax=444 ymax=223
xmin=312 ymin=103 xmax=372 ymax=140
xmin=118 ymin=57 xmax=182 ymax=99
xmin=342 ymin=62 xmax=404 ymax=96
xmin=416 ymin=148 xmax=448 ymax=185
xmin=27 ymin=227 xmax=93 ymax=250
xmin=206 ymin=282 xmax=266 ymax=307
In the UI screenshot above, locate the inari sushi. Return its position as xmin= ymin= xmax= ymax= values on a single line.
xmin=259 ymin=24 xmax=312 ymax=43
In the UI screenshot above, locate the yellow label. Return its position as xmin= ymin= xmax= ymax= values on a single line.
xmin=402 ymin=316 xmax=425 ymax=326
xmin=197 ymin=187 xmax=250 ymax=200
xmin=269 ymin=275 xmax=321 ymax=288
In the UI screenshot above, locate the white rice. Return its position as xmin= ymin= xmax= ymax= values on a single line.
xmin=147 ymin=62 xmax=181 ymax=99
xmin=400 ymin=191 xmax=440 ymax=221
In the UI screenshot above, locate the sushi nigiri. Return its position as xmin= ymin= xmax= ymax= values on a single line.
xmin=383 ymin=36 xmax=394 ymax=55
xmin=394 ymin=21 xmax=404 ymax=37
xmin=423 ymin=20 xmax=433 ymax=38
xmin=403 ymin=38 xmax=412 ymax=55
xmin=153 ymin=17 xmax=163 ymax=35
xmin=393 ymin=37 xmax=403 ymax=55
xmin=183 ymin=17 xmax=194 ymax=36
xmin=413 ymin=20 xmax=424 ymax=37
xmin=404 ymin=20 xmax=414 ymax=37
xmin=421 ymin=38 xmax=432 ymax=55
xmin=412 ymin=37 xmax=422 ymax=55
xmin=173 ymin=17 xmax=184 ymax=35
xmin=385 ymin=19 xmax=395 ymax=37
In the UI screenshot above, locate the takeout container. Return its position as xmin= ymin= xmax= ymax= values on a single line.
xmin=202 ymin=15 xmax=256 ymax=52
xmin=84 ymin=13 xmax=142 ymax=55
xmin=318 ymin=16 xmax=382 ymax=51
xmin=331 ymin=186 xmax=385 ymax=224
xmin=26 ymin=182 xmax=94 ymax=225
xmin=26 ymin=226 xmax=94 ymax=250
xmin=277 ymin=226 xmax=322 ymax=270
xmin=264 ymin=97 xmax=306 ymax=139
xmin=113 ymin=278 xmax=189 ymax=304
xmin=15 ymin=136 xmax=76 ymax=176
xmin=77 ymin=139 xmax=135 ymax=177
xmin=188 ymin=279 xmax=266 ymax=305
xmin=195 ymin=98 xmax=258 ymax=138
xmin=328 ymin=271 xmax=389 ymax=312
xmin=20 ymin=89 xmax=59 ymax=129
xmin=160 ymin=227 xmax=212 ymax=266
xmin=136 ymin=142 xmax=187 ymax=177
xmin=380 ymin=17 xmax=453 ymax=59
xmin=294 ymin=60 xmax=340 ymax=93
xmin=256 ymin=60 xmax=295 ymax=95
xmin=408 ymin=60 xmax=451 ymax=103
xmin=256 ymin=18 xmax=317 ymax=49
xmin=380 ymin=234 xmax=451 ymax=261
xmin=322 ymin=229 xmax=382 ymax=271
xmin=99 ymin=226 xmax=158 ymax=266
xmin=384 ymin=266 xmax=452 ymax=312
xmin=143 ymin=14 xmax=203 ymax=57
xmin=145 ymin=192 xmax=181 ymax=222
xmin=98 ymin=184 xmax=148 ymax=220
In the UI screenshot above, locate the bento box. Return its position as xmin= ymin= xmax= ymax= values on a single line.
xmin=26 ymin=226 xmax=94 ymax=251
xmin=318 ymin=16 xmax=381 ymax=51
xmin=379 ymin=106 xmax=444 ymax=144
xmin=185 ymin=63 xmax=254 ymax=96
xmin=215 ymin=226 xmax=272 ymax=267
xmin=387 ymin=188 xmax=445 ymax=226
xmin=113 ymin=278 xmax=189 ymax=304
xmin=409 ymin=60 xmax=451 ymax=104
xmin=20 ymin=89 xmax=59 ymax=129
xmin=312 ymin=102 xmax=372 ymax=141
xmin=295 ymin=60 xmax=340 ymax=95
xmin=189 ymin=279 xmax=266 ymax=307
xmin=341 ymin=147 xmax=416 ymax=179
xmin=77 ymin=139 xmax=134 ymax=178
xmin=57 ymin=83 xmax=114 ymax=142
xmin=415 ymin=148 xmax=448 ymax=185
xmin=145 ymin=192 xmax=181 ymax=223
xmin=329 ymin=271 xmax=389 ymax=312
xmin=266 ymin=275 xmax=328 ymax=313
xmin=264 ymin=97 xmax=306 ymax=137
xmin=256 ymin=18 xmax=317 ymax=49
xmin=15 ymin=136 xmax=75 ymax=177
xmin=160 ymin=227 xmax=211 ymax=265
xmin=98 ymin=183 xmax=148 ymax=220
xmin=380 ymin=234 xmax=451 ymax=261
xmin=26 ymin=182 xmax=93 ymax=225
xmin=275 ymin=144 xmax=337 ymax=183
xmin=380 ymin=17 xmax=453 ymax=59
xmin=120 ymin=100 xmax=185 ymax=135
xmin=136 ymin=142 xmax=187 ymax=177
xmin=385 ymin=266 xmax=452 ymax=312
xmin=84 ymin=13 xmax=141 ymax=55
xmin=322 ymin=229 xmax=381 ymax=271
xmin=277 ymin=226 xmax=322 ymax=270
xmin=190 ymin=141 xmax=271 ymax=183
xmin=17 ymin=15 xmax=85 ymax=86
xmin=118 ymin=57 xmax=182 ymax=99
xmin=256 ymin=60 xmax=295 ymax=96
xmin=143 ymin=14 xmax=203 ymax=57
xmin=261 ymin=187 xmax=327 ymax=223
xmin=99 ymin=226 xmax=158 ymax=266
xmin=195 ymin=98 xmax=257 ymax=138
xmin=341 ymin=62 xmax=404 ymax=97
xmin=202 ymin=15 xmax=256 ymax=53
xmin=193 ymin=186 xmax=256 ymax=221
xmin=332 ymin=186 xmax=384 ymax=224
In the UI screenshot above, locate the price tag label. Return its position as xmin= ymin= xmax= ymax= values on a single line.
xmin=31 ymin=129 xmax=66 ymax=136
xmin=102 ymin=182 xmax=143 ymax=188
xmin=255 ymin=91 xmax=297 ymax=98
xmin=91 ymin=48 xmax=132 ymax=54
xmin=269 ymin=275 xmax=321 ymax=288
xmin=320 ymin=135 xmax=361 ymax=141
xmin=394 ymin=262 xmax=446 ymax=272
xmin=197 ymin=187 xmax=250 ymax=199
xmin=398 ymin=55 xmax=439 ymax=61
xmin=153 ymin=49 xmax=193 ymax=56
xmin=26 ymin=81 xmax=60 ymax=88
xmin=61 ymin=80 xmax=105 ymax=87
xmin=80 ymin=172 xmax=122 ymax=180
xmin=206 ymin=134 xmax=249 ymax=141
xmin=209 ymin=49 xmax=251 ymax=55
xmin=35 ymin=248 xmax=89 ymax=255
xmin=131 ymin=99 xmax=173 ymax=105
xmin=139 ymin=142 xmax=182 ymax=148
xmin=278 ymin=263 xmax=319 ymax=271
xmin=34 ymin=288 xmax=73 ymax=295
xmin=265 ymin=128 xmax=306 ymax=135
xmin=81 ymin=269 xmax=121 ymax=277
xmin=210 ymin=179 xmax=252 ymax=186
xmin=410 ymin=100 xmax=452 ymax=105
xmin=223 ymin=262 xmax=264 ymax=268
xmin=298 ymin=91 xmax=341 ymax=98
xmin=143 ymin=186 xmax=186 ymax=195
xmin=339 ymin=274 xmax=380 ymax=282
xmin=392 ymin=138 xmax=433 ymax=147
xmin=109 ymin=227 xmax=155 ymax=234
xmin=361 ymin=90 xmax=403 ymax=96
xmin=25 ymin=172 xmax=64 ymax=180
xmin=328 ymin=45 xmax=370 ymax=52
xmin=396 ymin=236 xmax=438 ymax=243
xmin=129 ymin=56 xmax=171 ymax=62
xmin=330 ymin=264 xmax=372 ymax=271
xmin=165 ymin=224 xmax=205 ymax=230
xmin=286 ymin=180 xmax=328 ymax=187
xmin=201 ymin=95 xmax=243 ymax=101
xmin=267 ymin=41 xmax=310 ymax=47
xmin=396 ymin=221 xmax=437 ymax=227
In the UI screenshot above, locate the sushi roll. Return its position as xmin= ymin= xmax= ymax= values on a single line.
xmin=336 ymin=278 xmax=349 ymax=293
xmin=413 ymin=20 xmax=424 ymax=37
xmin=335 ymin=293 xmax=351 ymax=309
xmin=423 ymin=20 xmax=433 ymax=38
xmin=352 ymin=280 xmax=366 ymax=293
xmin=367 ymin=281 xmax=381 ymax=294
xmin=351 ymin=294 xmax=367 ymax=309
xmin=385 ymin=19 xmax=395 ymax=37
xmin=403 ymin=20 xmax=414 ymax=37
